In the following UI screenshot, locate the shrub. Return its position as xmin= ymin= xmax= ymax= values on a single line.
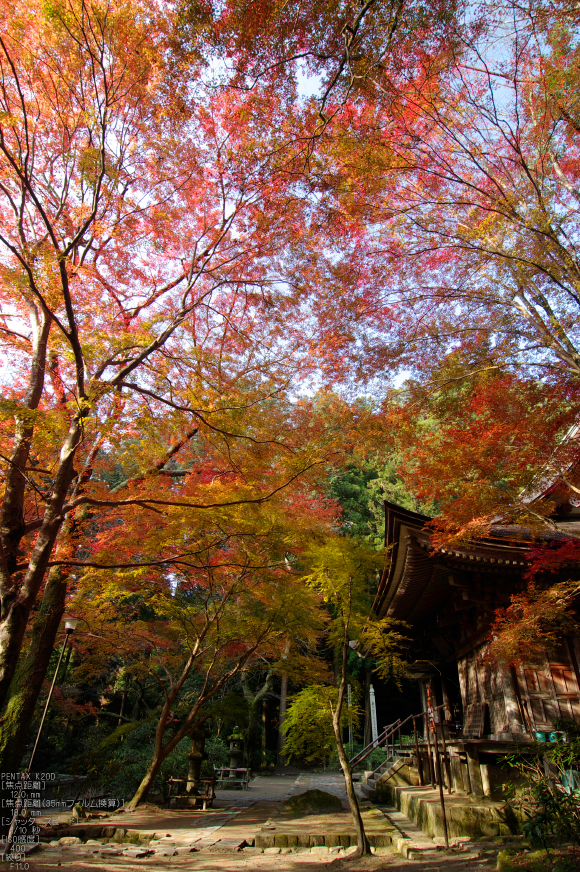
xmin=506 ymin=737 xmax=580 ymax=850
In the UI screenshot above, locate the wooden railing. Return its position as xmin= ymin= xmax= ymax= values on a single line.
xmin=349 ymin=702 xmax=453 ymax=849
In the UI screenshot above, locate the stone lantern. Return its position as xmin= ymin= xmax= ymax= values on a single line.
xmin=228 ymin=726 xmax=244 ymax=773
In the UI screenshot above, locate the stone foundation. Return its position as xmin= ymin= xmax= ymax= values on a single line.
xmin=376 ymin=780 xmax=520 ymax=840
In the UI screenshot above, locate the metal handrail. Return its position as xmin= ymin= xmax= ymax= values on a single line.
xmin=349 ymin=703 xmax=448 ymax=769
xmin=349 ymin=718 xmax=400 ymax=768
xmin=369 ymin=705 xmax=449 ymax=777
xmin=350 ymin=711 xmax=423 ymax=768
xmin=370 ymin=713 xmax=416 ymax=776
xmin=350 ymin=701 xmax=452 ymax=850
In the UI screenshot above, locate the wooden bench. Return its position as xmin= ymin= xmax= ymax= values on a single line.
xmin=167 ymin=776 xmax=216 ymax=810
xmin=213 ymin=766 xmax=251 ymax=789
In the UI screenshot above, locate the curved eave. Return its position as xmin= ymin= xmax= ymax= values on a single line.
xmin=373 ymin=502 xmax=431 ymax=620
xmin=373 ymin=502 xmax=530 ymax=622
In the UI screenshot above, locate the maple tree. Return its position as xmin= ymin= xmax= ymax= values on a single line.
xmin=0 ymin=0 xmax=367 ymax=780
xmin=386 ymin=367 xmax=580 ymax=541
xmin=379 ymin=365 xmax=580 ymax=661
xmin=4 ymin=0 xmax=572 ymax=811
xmin=68 ymin=492 xmax=328 ymax=806
xmin=305 ymin=0 xmax=580 ymax=684
xmin=282 ymin=684 xmax=359 ymax=765
xmin=280 ymin=0 xmax=580 ymax=520
xmin=210 ymin=0 xmax=461 ymax=109
xmin=292 ymin=538 xmax=408 ymax=858
xmin=293 ymin=0 xmax=580 ymax=543
xmin=394 ymin=0 xmax=580 ymax=379
xmin=302 ymin=0 xmax=580 ymax=385
xmin=488 ymin=580 xmax=580 ymax=668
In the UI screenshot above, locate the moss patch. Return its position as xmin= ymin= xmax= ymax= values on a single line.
xmin=497 ymin=847 xmax=579 ymax=871
xmin=282 ymin=789 xmax=343 ymax=815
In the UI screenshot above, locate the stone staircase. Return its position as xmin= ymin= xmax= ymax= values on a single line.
xmin=375 ymin=805 xmax=457 ymax=860
xmin=360 ymin=754 xmax=411 ymax=800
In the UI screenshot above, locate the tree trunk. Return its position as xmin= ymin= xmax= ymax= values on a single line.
xmin=332 ymin=581 xmax=370 ymax=858
xmin=278 ymin=670 xmax=288 ymax=762
xmin=118 ymin=687 xmax=128 ymax=727
xmin=262 ymin=698 xmax=268 ymax=767
xmin=0 ymin=415 xmax=81 ymax=706
xmin=186 ymin=727 xmax=206 ymax=793
xmin=245 ymin=700 xmax=259 ymax=766
xmin=128 ymin=642 xmax=261 ymax=808
xmin=0 ymin=566 xmax=68 ymax=774
xmin=332 ymin=712 xmax=370 ymax=858
xmin=0 ymin=310 xmax=51 ymax=577
xmin=129 ymin=714 xmax=209 ymax=807
xmin=128 ymin=702 xmax=177 ymax=808
xmin=0 ymin=445 xmax=101 ymax=777
xmin=129 ymin=753 xmax=165 ymax=807
xmin=240 ymin=667 xmax=274 ymax=768
xmin=278 ymin=640 xmax=291 ymax=763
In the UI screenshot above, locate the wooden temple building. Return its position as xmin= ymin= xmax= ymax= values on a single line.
xmin=371 ymin=500 xmax=580 ymax=798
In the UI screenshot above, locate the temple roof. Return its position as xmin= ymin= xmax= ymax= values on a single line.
xmin=372 ymin=502 xmax=572 ymax=625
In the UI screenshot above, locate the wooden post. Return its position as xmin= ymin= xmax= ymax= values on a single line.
xmin=432 ymin=724 xmax=450 ymax=849
xmin=369 ymin=685 xmax=378 ymax=743
xmin=480 ymin=761 xmax=492 ymax=797
xmin=436 ymin=706 xmax=453 ymax=794
xmin=424 ymin=712 xmax=435 ymax=787
xmin=413 ymin=716 xmax=424 ymax=786
xmin=440 ymin=676 xmax=453 ymax=722
xmin=429 ymin=688 xmax=449 ymax=849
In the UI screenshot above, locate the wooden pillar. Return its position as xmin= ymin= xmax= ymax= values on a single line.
xmin=480 ymin=762 xmax=491 ymax=797
xmin=440 ymin=677 xmax=453 ymax=722
xmin=466 ymin=744 xmax=484 ymax=797
xmin=419 ymin=682 xmax=429 ymax=737
xmin=502 ymin=665 xmax=524 ymax=733
xmin=413 ymin=717 xmax=424 ymax=786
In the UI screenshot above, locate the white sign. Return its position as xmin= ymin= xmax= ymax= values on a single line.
xmin=347 ymin=684 xmax=352 ymax=747
xmin=369 ymin=684 xmax=378 ymax=743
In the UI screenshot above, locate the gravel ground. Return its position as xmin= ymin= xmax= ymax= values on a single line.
xmin=28 ymin=848 xmax=497 ymax=872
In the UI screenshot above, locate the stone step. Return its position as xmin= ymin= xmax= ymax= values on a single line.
xmin=393 ymin=836 xmax=440 ymax=860
xmin=360 ymin=782 xmax=377 ymax=799
xmin=121 ymin=847 xmax=155 ymax=858
xmin=375 ymin=805 xmax=440 ymax=860
xmin=360 ymin=753 xmax=415 ymax=798
xmin=255 ymin=831 xmax=392 ymax=849
xmin=205 ymin=837 xmax=250 ymax=853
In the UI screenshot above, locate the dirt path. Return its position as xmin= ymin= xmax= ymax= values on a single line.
xmin=25 ymin=773 xmax=503 ymax=872
xmin=28 ymin=848 xmax=497 ymax=872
